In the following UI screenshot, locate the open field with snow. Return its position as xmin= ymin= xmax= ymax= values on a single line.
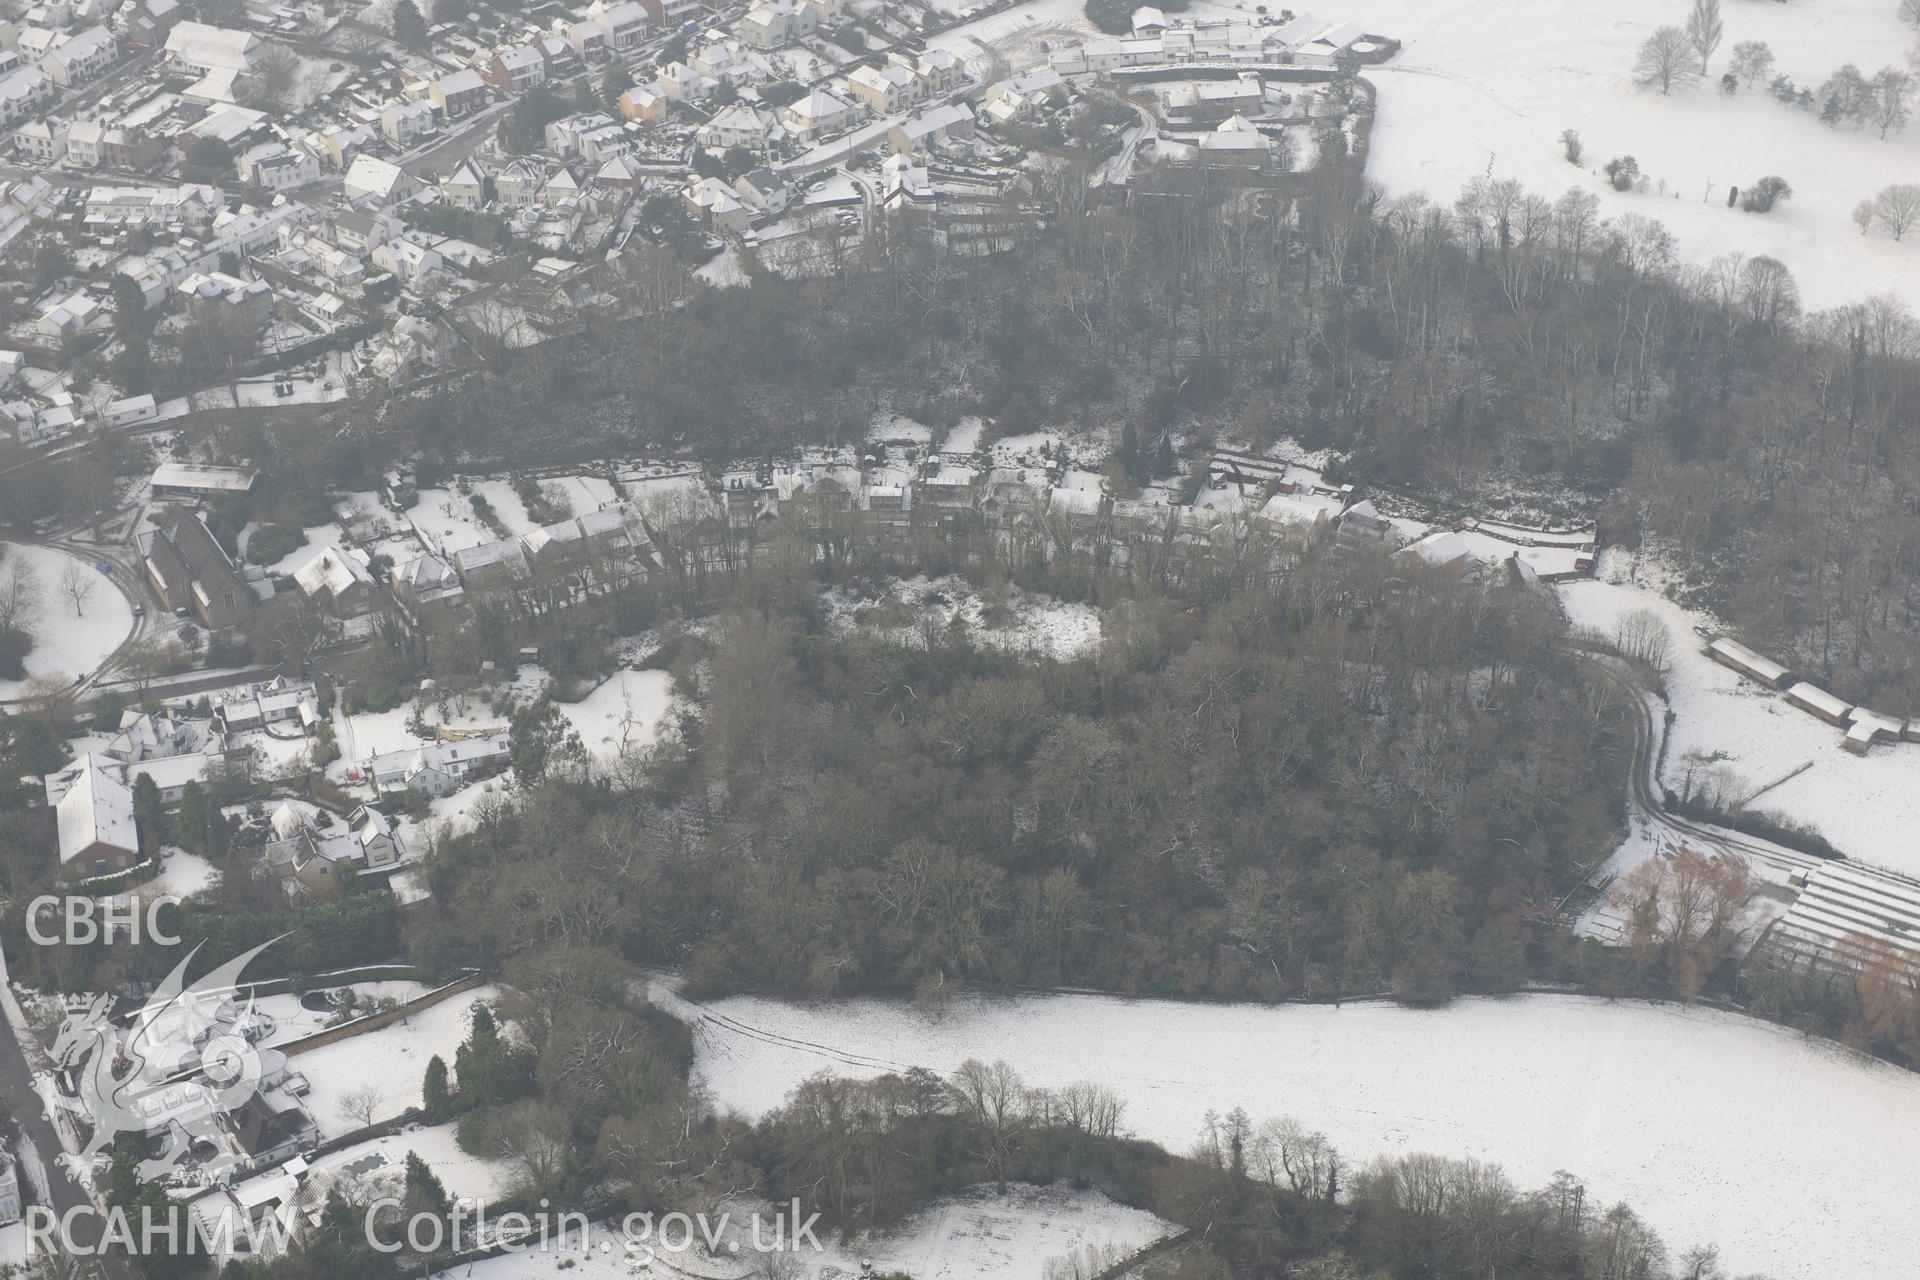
xmin=823 ymin=575 xmax=1103 ymax=660
xmin=1559 ymin=553 xmax=1920 ymax=873
xmin=0 ymin=542 xmax=133 ymax=699
xmin=293 ymin=985 xmax=499 ymax=1137
xmin=425 ymin=1185 xmax=1174 ymax=1280
xmin=1174 ymin=0 xmax=1920 ymax=310
xmin=663 ymin=983 xmax=1920 ymax=1279
xmin=555 ymin=669 xmax=678 ymax=766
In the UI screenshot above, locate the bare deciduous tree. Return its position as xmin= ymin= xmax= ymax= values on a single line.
xmin=0 ymin=553 xmax=41 ymax=635
xmin=1685 ymin=0 xmax=1723 ymax=74
xmin=1864 ymin=66 xmax=1915 ymax=138
xmin=1614 ymin=607 xmax=1673 ymax=675
xmin=1873 ymin=183 xmax=1920 ymax=239
xmin=57 ymin=560 xmax=94 ymax=616
xmin=1730 ymin=40 xmax=1773 ymax=86
xmin=337 ymin=1084 xmax=386 ymax=1129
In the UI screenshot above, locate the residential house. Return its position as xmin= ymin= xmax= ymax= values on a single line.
xmin=539 ymin=35 xmax=577 ymax=76
xmin=888 ymin=101 xmax=974 ymax=155
xmin=175 ymin=271 xmax=271 ymax=330
xmin=636 ymin=0 xmax=702 ymax=27
xmin=844 ymin=62 xmax=919 ymax=117
xmin=567 ymin=18 xmax=608 ymax=61
xmin=589 ymin=0 xmax=649 ymax=49
xmin=0 ymin=66 xmax=52 ymax=126
xmin=656 ymin=60 xmax=715 ymax=103
xmin=290 ymin=545 xmax=376 ymax=617
xmin=893 ymin=47 xmax=965 ymax=94
xmin=389 ymin=552 xmax=463 ymax=610
xmin=343 ymin=154 xmax=415 ymax=204
xmin=438 ymin=159 xmax=486 ymax=209
xmin=450 ymin=537 xmax=530 ymax=593
xmin=106 ymin=709 xmax=205 ymax=763
xmin=732 ymin=167 xmax=790 ymax=216
xmin=683 ymin=175 xmax=749 ymax=232
xmin=55 ymin=755 xmax=139 ymax=878
xmin=739 ymin=0 xmax=812 ymax=49
xmin=482 ymin=44 xmax=545 ymax=94
xmin=371 ymin=235 xmax=442 ymax=286
xmin=213 ymin=676 xmax=321 ymax=734
xmin=781 ymin=87 xmax=859 ymax=139
xmin=38 ymin=24 xmax=116 ymax=86
xmin=380 ymin=100 xmax=436 ymax=148
xmin=150 ymin=461 xmax=257 ymax=499
xmin=617 ymin=85 xmax=667 ymax=122
xmin=14 ymin=119 xmax=66 ymax=163
xmin=137 ymin=507 xmax=254 ymax=630
xmin=698 ymin=101 xmax=776 ymax=151
xmin=240 ymin=141 xmax=320 ymax=190
xmin=429 ymin=68 xmax=488 ymax=119
xmin=163 ymin=20 xmax=255 ymax=76
xmin=263 ymin=804 xmax=406 ymax=902
xmin=365 ymin=733 xmax=509 ymax=798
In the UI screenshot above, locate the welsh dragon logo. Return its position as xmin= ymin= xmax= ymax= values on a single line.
xmin=48 ymin=937 xmax=282 ymax=1185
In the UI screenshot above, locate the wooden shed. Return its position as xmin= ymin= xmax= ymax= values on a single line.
xmin=1787 ymin=681 xmax=1853 ymax=727
xmin=1707 ymin=637 xmax=1793 ymax=690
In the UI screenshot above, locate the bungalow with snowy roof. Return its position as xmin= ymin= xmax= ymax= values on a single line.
xmin=164 ymin=21 xmax=255 ymax=75
xmin=1197 ymin=115 xmax=1268 ymax=167
xmin=290 ymin=545 xmax=376 ymax=617
xmin=365 ymin=734 xmax=509 ymax=798
xmin=1292 ymin=20 xmax=1366 ymax=67
xmin=55 ymin=755 xmax=138 ymax=878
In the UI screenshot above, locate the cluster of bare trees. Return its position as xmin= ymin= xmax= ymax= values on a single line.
xmin=1633 ymin=0 xmax=1723 ymax=93
xmin=1854 ymin=183 xmax=1920 ymax=239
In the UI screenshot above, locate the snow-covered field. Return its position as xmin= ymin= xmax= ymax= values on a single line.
xmin=823 ymin=574 xmax=1103 ymax=660
xmin=663 ymin=983 xmax=1920 ymax=1279
xmin=1180 ymin=0 xmax=1920 ymax=310
xmin=293 ymin=985 xmax=499 ymax=1137
xmin=0 ymin=542 xmax=133 ymax=698
xmin=426 ymin=1185 xmax=1173 ymax=1280
xmin=323 ymin=1121 xmax=517 ymax=1203
xmin=554 ymin=668 xmax=677 ymax=765
xmin=1559 ymin=552 xmax=1920 ymax=873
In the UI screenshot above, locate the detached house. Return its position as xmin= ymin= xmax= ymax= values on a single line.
xmin=380 ymin=100 xmax=436 ymax=148
xmin=439 ymin=159 xmax=487 ymax=209
xmin=290 ymin=545 xmax=376 ymax=617
xmin=698 ymin=101 xmax=776 ymax=151
xmin=138 ymin=508 xmax=254 ymax=631
xmin=56 ymin=755 xmax=139 ymax=878
xmin=365 ymin=733 xmax=510 ymax=798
